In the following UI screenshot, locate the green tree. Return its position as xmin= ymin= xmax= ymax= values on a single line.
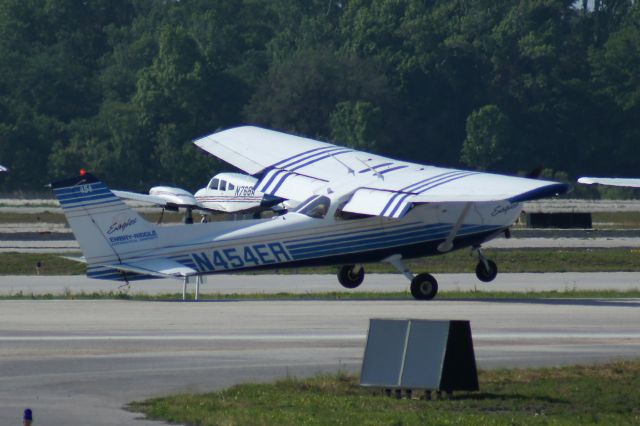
xmin=133 ymin=25 xmax=239 ymax=187
xmin=587 ymin=2 xmax=640 ymax=177
xmin=330 ymin=101 xmax=384 ymax=150
xmin=245 ymin=48 xmax=394 ymax=143
xmin=460 ymin=105 xmax=511 ymax=171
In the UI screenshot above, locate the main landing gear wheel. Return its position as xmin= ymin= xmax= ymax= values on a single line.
xmin=475 ymin=259 xmax=498 ymax=282
xmin=410 ymin=273 xmax=438 ymax=300
xmin=338 ymin=265 xmax=365 ymax=289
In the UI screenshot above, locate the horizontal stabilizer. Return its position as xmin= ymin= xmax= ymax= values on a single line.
xmin=97 ymin=258 xmax=197 ymax=278
xmin=61 ymin=256 xmax=86 ymax=264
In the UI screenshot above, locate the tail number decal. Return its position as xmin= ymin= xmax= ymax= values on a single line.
xmin=191 ymin=243 xmax=291 ymax=272
xmin=235 ymin=186 xmax=255 ymax=197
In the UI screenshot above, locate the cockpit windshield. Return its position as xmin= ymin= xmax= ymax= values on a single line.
xmin=294 ymin=195 xmax=331 ymax=219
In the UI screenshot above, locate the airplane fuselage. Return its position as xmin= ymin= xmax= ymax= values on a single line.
xmin=88 ymin=200 xmax=522 ymax=280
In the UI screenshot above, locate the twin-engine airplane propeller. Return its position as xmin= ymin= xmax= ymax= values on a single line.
xmin=52 ymin=126 xmax=568 ymax=300
xmin=114 ymin=172 xmax=287 ymax=223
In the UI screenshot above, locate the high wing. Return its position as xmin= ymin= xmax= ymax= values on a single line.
xmin=578 ymin=177 xmax=640 ymax=188
xmin=194 ymin=126 xmax=569 ymax=218
xmin=113 ymin=190 xmax=179 ymax=208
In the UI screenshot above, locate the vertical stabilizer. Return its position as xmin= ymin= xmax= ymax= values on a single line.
xmin=51 ymin=173 xmax=161 ymax=265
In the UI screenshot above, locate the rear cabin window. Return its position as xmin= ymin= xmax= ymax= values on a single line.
xmin=228 ymin=183 xmax=235 ymax=191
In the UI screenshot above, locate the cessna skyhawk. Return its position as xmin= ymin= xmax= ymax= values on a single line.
xmin=51 ymin=126 xmax=568 ymax=300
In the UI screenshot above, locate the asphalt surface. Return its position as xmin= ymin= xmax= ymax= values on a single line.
xmin=0 ymin=274 xmax=639 ymax=425
xmin=1 ymin=272 xmax=640 ymax=296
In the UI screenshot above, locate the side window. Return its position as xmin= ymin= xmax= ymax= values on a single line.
xmin=228 ymin=183 xmax=235 ymax=191
xmin=220 ymin=180 xmax=227 ymax=191
xmin=297 ymin=196 xmax=331 ymax=219
xmin=209 ymin=178 xmax=219 ymax=190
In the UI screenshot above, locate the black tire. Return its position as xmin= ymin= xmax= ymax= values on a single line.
xmin=410 ymin=273 xmax=438 ymax=300
xmin=475 ymin=259 xmax=498 ymax=282
xmin=337 ymin=265 xmax=365 ymax=289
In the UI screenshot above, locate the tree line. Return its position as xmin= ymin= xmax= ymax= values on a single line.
xmin=0 ymin=0 xmax=638 ymax=197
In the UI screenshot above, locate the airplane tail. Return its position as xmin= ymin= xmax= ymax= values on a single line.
xmin=51 ymin=173 xmax=162 ymax=266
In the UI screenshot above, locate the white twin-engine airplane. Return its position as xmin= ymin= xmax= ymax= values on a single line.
xmin=52 ymin=126 xmax=568 ymax=300
xmin=114 ymin=172 xmax=286 ymax=222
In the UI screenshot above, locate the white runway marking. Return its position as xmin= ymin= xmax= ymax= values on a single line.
xmin=0 ymin=334 xmax=365 ymax=341
xmin=2 ymin=332 xmax=640 ymax=342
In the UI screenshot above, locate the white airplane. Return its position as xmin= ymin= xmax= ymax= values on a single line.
xmin=114 ymin=172 xmax=287 ymax=223
xmin=194 ymin=172 xmax=290 ymax=214
xmin=578 ymin=177 xmax=640 ymax=188
xmin=51 ymin=126 xmax=568 ymax=300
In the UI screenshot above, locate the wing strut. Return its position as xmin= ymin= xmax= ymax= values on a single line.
xmin=383 ymin=254 xmax=414 ymax=281
xmin=437 ymin=202 xmax=473 ymax=253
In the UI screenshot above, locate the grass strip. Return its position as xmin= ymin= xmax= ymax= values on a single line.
xmin=128 ymin=360 xmax=640 ymax=425
xmin=3 ymin=248 xmax=640 ymax=275
xmin=1 ymin=289 xmax=639 ymax=301
xmin=0 ymin=253 xmax=86 ymax=275
xmin=0 ymin=211 xmax=68 ymax=223
xmin=592 ymin=211 xmax=640 ymax=228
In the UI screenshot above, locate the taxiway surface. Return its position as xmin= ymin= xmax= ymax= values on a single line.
xmin=0 ymin=277 xmax=638 ymax=425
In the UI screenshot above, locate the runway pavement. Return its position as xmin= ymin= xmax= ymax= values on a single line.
xmin=0 ymin=272 xmax=640 ymax=295
xmin=1 ymin=272 xmax=640 ymax=296
xmin=0 ymin=274 xmax=639 ymax=424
